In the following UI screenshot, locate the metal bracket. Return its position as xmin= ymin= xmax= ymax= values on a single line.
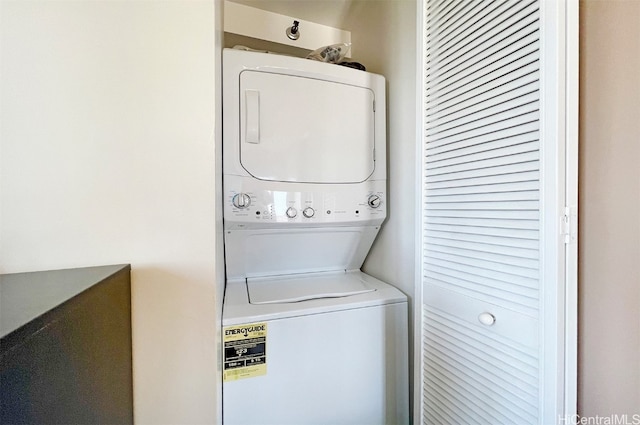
xmin=286 ymin=20 xmax=300 ymax=40
xmin=563 ymin=206 xmax=577 ymax=244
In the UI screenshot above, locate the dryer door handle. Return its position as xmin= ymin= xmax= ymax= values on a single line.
xmin=245 ymin=89 xmax=260 ymax=144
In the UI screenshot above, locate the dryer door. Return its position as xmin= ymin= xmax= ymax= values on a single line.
xmin=239 ymin=71 xmax=375 ymax=183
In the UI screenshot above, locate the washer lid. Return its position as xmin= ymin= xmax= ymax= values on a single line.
xmin=223 ymin=271 xmax=407 ymax=325
xmin=247 ymin=272 xmax=376 ymax=304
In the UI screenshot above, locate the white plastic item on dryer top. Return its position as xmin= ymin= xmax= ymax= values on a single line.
xmin=221 ymin=48 xmax=409 ymax=425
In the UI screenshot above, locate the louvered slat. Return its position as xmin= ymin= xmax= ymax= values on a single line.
xmin=426 ymin=112 xmax=539 ymax=148
xmin=427 ymin=94 xmax=539 ymax=138
xmin=425 ymin=256 xmax=538 ymax=288
xmin=426 ymin=179 xmax=539 ymax=197
xmin=425 ymin=170 xmax=539 ymax=189
xmin=424 ymin=208 xmax=539 ymax=220
xmin=425 ymin=249 xmax=539 ymax=278
xmin=423 ymin=309 xmax=540 ymax=424
xmin=427 ymin=120 xmax=539 ymax=154
xmin=429 ymin=0 xmax=536 ymax=65
xmin=425 ymin=215 xmax=539 ymax=229
xmin=429 ymin=5 xmax=539 ymax=84
xmin=425 ymin=222 xmax=538 ymax=239
xmin=424 ymin=242 xmax=540 ymax=270
xmin=422 ymin=0 xmax=541 ymax=423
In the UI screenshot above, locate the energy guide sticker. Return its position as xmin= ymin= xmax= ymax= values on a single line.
xmin=223 ymin=322 xmax=267 ymax=381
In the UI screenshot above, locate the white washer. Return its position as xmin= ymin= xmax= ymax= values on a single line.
xmin=222 ymin=49 xmax=409 ymax=425
xmin=223 ymin=271 xmax=408 ymax=425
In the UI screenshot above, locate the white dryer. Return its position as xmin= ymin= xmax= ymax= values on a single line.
xmin=222 ymin=49 xmax=409 ymax=425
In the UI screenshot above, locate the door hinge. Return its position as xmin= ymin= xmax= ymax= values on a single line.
xmin=562 ymin=206 xmax=577 ymax=244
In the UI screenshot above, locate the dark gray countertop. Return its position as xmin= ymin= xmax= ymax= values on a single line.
xmin=0 ymin=264 xmax=130 ymax=342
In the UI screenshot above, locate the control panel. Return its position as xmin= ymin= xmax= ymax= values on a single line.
xmin=224 ymin=183 xmax=386 ymax=229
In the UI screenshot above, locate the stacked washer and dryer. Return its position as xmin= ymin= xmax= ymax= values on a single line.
xmin=221 ymin=48 xmax=409 ymax=425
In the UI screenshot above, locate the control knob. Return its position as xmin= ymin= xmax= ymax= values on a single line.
xmin=286 ymin=207 xmax=297 ymax=218
xmin=303 ymin=207 xmax=315 ymax=218
xmin=232 ymin=193 xmax=251 ymax=209
xmin=368 ymin=195 xmax=382 ymax=208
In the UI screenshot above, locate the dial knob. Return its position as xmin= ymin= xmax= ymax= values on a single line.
xmin=232 ymin=193 xmax=251 ymax=209
xmin=302 ymin=207 xmax=315 ymax=218
xmin=286 ymin=207 xmax=297 ymax=218
xmin=368 ymin=195 xmax=382 ymax=208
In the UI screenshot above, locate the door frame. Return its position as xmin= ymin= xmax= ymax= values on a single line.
xmin=413 ymin=1 xmax=579 ymax=423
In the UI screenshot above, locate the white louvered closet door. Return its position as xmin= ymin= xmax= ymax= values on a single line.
xmin=418 ymin=0 xmax=573 ymax=423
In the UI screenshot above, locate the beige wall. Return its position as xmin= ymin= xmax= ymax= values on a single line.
xmin=12 ymin=0 xmax=638 ymax=422
xmin=343 ymin=0 xmax=418 ymax=420
xmin=0 ymin=1 xmax=221 ymax=423
xmin=347 ymin=0 xmax=417 ymax=309
xmin=579 ymin=0 xmax=640 ymax=416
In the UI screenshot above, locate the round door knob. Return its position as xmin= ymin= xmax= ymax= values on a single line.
xmin=368 ymin=195 xmax=382 ymax=208
xmin=478 ymin=312 xmax=496 ymax=326
xmin=286 ymin=207 xmax=297 ymax=218
xmin=232 ymin=193 xmax=251 ymax=209
xmin=303 ymin=207 xmax=315 ymax=218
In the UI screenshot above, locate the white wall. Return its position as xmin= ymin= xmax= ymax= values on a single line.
xmin=0 ymin=1 xmax=221 ymax=423
xmin=215 ymin=2 xmax=225 ymax=423
xmin=578 ymin=0 xmax=640 ymax=416
xmin=346 ymin=0 xmax=416 ymax=318
xmin=344 ymin=0 xmax=417 ymax=418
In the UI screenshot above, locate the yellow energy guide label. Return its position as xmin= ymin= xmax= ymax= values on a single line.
xmin=223 ymin=322 xmax=267 ymax=382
